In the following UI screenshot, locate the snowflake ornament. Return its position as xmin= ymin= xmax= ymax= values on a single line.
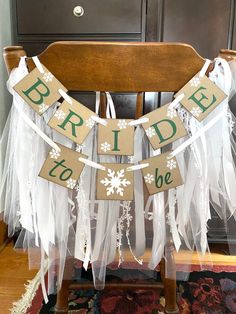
xmin=144 ymin=173 xmax=154 ymax=184
xmin=128 ymin=155 xmax=135 ymax=163
xmin=39 ymin=103 xmax=49 ymax=114
xmin=43 ymin=72 xmax=54 ymax=83
xmin=190 ymin=106 xmax=202 ymax=118
xmin=49 ymin=149 xmax=61 ymax=159
xmin=166 ymin=107 xmax=177 ymax=119
xmin=189 ymin=76 xmax=201 ymax=87
xmin=101 ymin=142 xmax=111 ymax=153
xmin=167 ymin=159 xmax=177 ymax=170
xmin=54 ymin=109 xmax=66 ymax=120
xmin=66 ymin=178 xmax=77 ymax=189
xmin=100 ymin=168 xmax=131 ymax=196
xmin=145 ymin=126 xmax=156 ymax=138
xmin=85 ymin=118 xmax=95 ymax=128
xmin=74 ymin=184 xmax=80 ymax=192
xmin=229 ymin=120 xmax=235 ymax=133
xmin=76 ymin=143 xmax=86 ymax=153
xmin=117 ymin=119 xmax=128 ymax=129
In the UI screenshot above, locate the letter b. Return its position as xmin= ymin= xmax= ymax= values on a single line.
xmin=23 ymin=78 xmax=50 ymax=105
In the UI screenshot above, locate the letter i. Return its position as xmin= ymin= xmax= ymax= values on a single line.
xmin=112 ymin=130 xmax=120 ymax=152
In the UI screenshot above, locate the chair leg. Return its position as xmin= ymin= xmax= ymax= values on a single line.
xmin=54 ymin=257 xmax=74 ymax=314
xmin=54 ymin=279 xmax=70 ymax=314
xmin=161 ymin=243 xmax=179 ymax=314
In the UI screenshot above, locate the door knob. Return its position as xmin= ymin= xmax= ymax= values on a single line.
xmin=73 ymin=6 xmax=84 ymax=17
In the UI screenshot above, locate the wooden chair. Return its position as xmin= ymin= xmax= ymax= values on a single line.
xmin=3 ymin=42 xmax=234 ymax=314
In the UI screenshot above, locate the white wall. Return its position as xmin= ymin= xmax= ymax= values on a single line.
xmin=0 ymin=0 xmax=12 ymax=134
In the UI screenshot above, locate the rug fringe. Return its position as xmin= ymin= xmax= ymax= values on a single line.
xmin=10 ymin=263 xmax=48 ymax=314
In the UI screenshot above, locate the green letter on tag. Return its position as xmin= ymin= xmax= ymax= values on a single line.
xmin=23 ymin=78 xmax=50 ymax=105
xmin=155 ymin=168 xmax=173 ymax=188
xmin=112 ymin=130 xmax=120 ymax=152
xmin=58 ymin=109 xmax=84 ymax=137
xmin=49 ymin=159 xmax=73 ymax=181
xmin=188 ymin=86 xmax=217 ymax=112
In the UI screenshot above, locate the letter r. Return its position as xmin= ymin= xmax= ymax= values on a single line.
xmin=58 ymin=109 xmax=84 ymax=137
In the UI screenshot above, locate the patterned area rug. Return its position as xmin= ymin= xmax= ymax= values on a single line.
xmin=28 ymin=269 xmax=236 ymax=314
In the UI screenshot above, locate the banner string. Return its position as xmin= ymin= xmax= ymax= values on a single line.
xmin=29 ymin=56 xmax=221 ymax=170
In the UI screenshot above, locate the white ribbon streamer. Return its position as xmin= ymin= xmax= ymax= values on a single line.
xmin=126 ymin=163 xmax=149 ymax=171
xmin=58 ymin=88 xmax=73 ymax=105
xmin=32 ymin=56 xmax=44 ymax=74
xmin=78 ymin=157 xmax=106 ymax=171
xmin=199 ymin=59 xmax=211 ymax=78
xmin=168 ymin=110 xmax=225 ymax=159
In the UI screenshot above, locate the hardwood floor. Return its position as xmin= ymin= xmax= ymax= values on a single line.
xmin=0 ymin=241 xmax=236 ymax=313
xmin=0 ymin=241 xmax=37 ymax=314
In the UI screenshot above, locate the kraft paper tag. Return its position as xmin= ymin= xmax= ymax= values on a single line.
xmin=14 ymin=64 xmax=67 ymax=115
xmin=175 ymin=73 xmax=227 ymax=121
xmin=96 ymin=163 xmax=134 ymax=200
xmin=39 ymin=143 xmax=87 ymax=190
xmin=97 ymin=119 xmax=134 ymax=155
xmin=139 ymin=152 xmax=183 ymax=195
xmin=141 ymin=103 xmax=187 ymax=150
xmin=49 ymin=98 xmax=97 ymax=145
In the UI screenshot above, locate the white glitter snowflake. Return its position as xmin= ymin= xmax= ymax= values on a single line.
xmin=38 ymin=103 xmax=49 ymax=113
xmin=85 ymin=118 xmax=95 ymax=128
xmin=49 ymin=149 xmax=61 ymax=159
xmin=167 ymin=159 xmax=177 ymax=170
xmin=189 ymin=76 xmax=201 ymax=87
xmin=100 ymin=168 xmax=131 ymax=196
xmin=128 ymin=155 xmax=135 ymax=163
xmin=43 ymin=72 xmax=54 ymax=83
xmin=101 ymin=142 xmax=111 ymax=152
xmin=229 ymin=120 xmax=235 ymax=133
xmin=76 ymin=143 xmax=86 ymax=153
xmin=66 ymin=178 xmax=77 ymax=189
xmin=190 ymin=106 xmax=202 ymax=118
xmin=74 ymin=184 xmax=80 ymax=192
xmin=166 ymin=108 xmax=177 ymax=119
xmin=144 ymin=173 xmax=154 ymax=184
xmin=54 ymin=109 xmax=66 ymax=120
xmin=145 ymin=126 xmax=156 ymax=138
xmin=117 ymin=119 xmax=128 ymax=129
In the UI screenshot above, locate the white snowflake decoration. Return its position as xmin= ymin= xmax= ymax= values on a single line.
xmin=43 ymin=72 xmax=54 ymax=83
xmin=66 ymin=178 xmax=77 ymax=189
xmin=38 ymin=103 xmax=49 ymax=114
xmin=74 ymin=184 xmax=80 ymax=192
xmin=49 ymin=149 xmax=61 ymax=159
xmin=167 ymin=159 xmax=177 ymax=170
xmin=190 ymin=106 xmax=202 ymax=118
xmin=54 ymin=109 xmax=66 ymax=120
xmin=76 ymin=143 xmax=86 ymax=153
xmin=145 ymin=126 xmax=156 ymax=138
xmin=85 ymin=118 xmax=95 ymax=128
xmin=117 ymin=119 xmax=128 ymax=129
xmin=189 ymin=76 xmax=201 ymax=87
xmin=101 ymin=142 xmax=111 ymax=153
xmin=144 ymin=173 xmax=154 ymax=184
xmin=166 ymin=108 xmax=177 ymax=119
xmin=229 ymin=120 xmax=235 ymax=133
xmin=128 ymin=155 xmax=135 ymax=163
xmin=100 ymin=168 xmax=131 ymax=196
